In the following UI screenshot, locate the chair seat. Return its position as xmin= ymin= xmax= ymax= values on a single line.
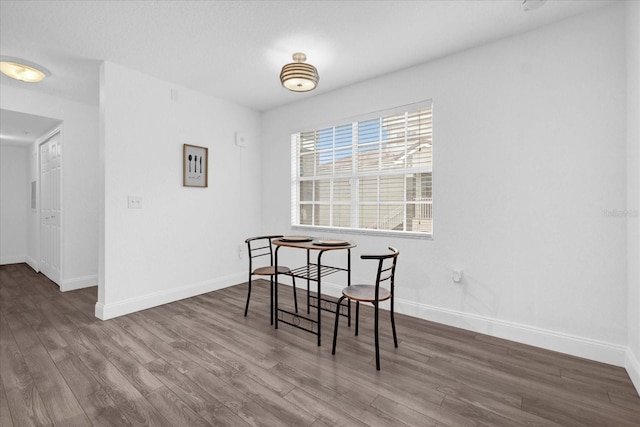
xmin=342 ymin=285 xmax=391 ymax=303
xmin=253 ymin=265 xmax=290 ymax=276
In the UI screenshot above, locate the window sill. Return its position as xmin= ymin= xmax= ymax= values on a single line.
xmin=291 ymin=225 xmax=433 ymax=240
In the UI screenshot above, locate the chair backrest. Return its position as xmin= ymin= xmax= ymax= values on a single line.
xmin=245 ymin=235 xmax=283 ymax=270
xmin=361 ymin=246 xmax=399 ymax=299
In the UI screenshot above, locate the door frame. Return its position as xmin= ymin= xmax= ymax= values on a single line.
xmin=38 ymin=126 xmax=63 ymax=285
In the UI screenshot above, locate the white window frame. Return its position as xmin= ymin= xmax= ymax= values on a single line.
xmin=291 ymin=101 xmax=433 ymax=238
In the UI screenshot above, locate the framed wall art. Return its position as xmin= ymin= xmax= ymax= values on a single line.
xmin=183 ymin=144 xmax=208 ymax=187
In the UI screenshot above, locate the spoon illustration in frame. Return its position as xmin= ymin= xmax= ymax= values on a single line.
xmin=188 ymin=154 xmax=192 ymax=172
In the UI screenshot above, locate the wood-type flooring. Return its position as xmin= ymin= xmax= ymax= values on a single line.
xmin=1 ymin=263 xmax=639 ymax=426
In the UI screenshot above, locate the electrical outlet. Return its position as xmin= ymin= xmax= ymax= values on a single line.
xmin=128 ymin=196 xmax=143 ymax=209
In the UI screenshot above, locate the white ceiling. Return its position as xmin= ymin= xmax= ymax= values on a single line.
xmin=0 ymin=109 xmax=61 ymax=145
xmin=0 ymin=0 xmax=615 ymax=145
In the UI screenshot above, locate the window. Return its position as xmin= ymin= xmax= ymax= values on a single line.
xmin=291 ymin=101 xmax=433 ymax=235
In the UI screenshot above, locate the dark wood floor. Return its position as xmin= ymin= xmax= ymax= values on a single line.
xmin=1 ymin=263 xmax=639 ymax=426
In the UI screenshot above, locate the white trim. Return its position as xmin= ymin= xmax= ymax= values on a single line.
xmin=315 ymin=279 xmax=627 ymax=367
xmin=396 ymin=299 xmax=627 ymax=367
xmin=26 ymin=256 xmax=39 ymax=272
xmin=625 ymin=347 xmax=640 ymax=395
xmin=0 ymin=255 xmax=26 ymax=265
xmin=95 ymin=273 xmax=245 ymax=320
xmin=60 ymin=274 xmax=97 ymax=292
xmin=292 ymin=224 xmax=433 ymax=240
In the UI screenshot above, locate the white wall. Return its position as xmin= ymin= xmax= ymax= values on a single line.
xmin=262 ymin=5 xmax=629 ymax=366
xmin=97 ymin=62 xmax=262 ymax=319
xmin=626 ymin=0 xmax=640 ymax=393
xmin=26 ymin=142 xmax=39 ymax=271
xmin=0 ymin=144 xmax=28 ymax=264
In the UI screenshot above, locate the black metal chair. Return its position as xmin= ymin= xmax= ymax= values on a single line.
xmin=332 ymin=246 xmax=399 ymax=370
xmin=244 ymin=235 xmax=298 ymax=325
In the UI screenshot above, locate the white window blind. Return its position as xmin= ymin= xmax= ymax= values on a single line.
xmin=291 ymin=101 xmax=433 ymax=235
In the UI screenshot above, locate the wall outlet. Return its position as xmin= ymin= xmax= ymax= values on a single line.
xmin=128 ymin=196 xmax=142 ymax=209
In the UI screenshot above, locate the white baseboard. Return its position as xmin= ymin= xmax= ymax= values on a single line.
xmin=95 ymin=272 xmax=245 ymax=320
xmin=625 ymin=347 xmax=640 ymax=395
xmin=396 ymin=299 xmax=627 ymax=367
xmin=0 ymin=255 xmax=26 ymax=265
xmin=61 ymin=275 xmax=97 ymax=292
xmin=25 ymin=256 xmax=39 ymax=272
xmin=318 ymin=280 xmax=627 ymax=367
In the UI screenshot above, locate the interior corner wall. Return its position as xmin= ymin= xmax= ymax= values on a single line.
xmin=0 ymin=85 xmax=99 ymax=288
xmin=0 ymin=144 xmax=28 ymax=265
xmin=26 ymin=141 xmax=39 ymax=272
xmin=261 ymin=5 xmax=629 ymax=366
xmin=97 ymin=61 xmax=262 ymax=320
xmin=626 ymin=0 xmax=640 ymax=394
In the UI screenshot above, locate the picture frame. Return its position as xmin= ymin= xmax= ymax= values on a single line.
xmin=183 ymin=144 xmax=208 ymax=187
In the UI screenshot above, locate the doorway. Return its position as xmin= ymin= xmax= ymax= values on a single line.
xmin=0 ymin=109 xmax=62 ymax=279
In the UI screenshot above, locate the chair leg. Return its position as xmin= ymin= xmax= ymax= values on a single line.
xmin=292 ymin=276 xmax=298 ymax=313
xmin=332 ymin=296 xmax=346 ymax=355
xmin=355 ymin=301 xmax=360 ymax=336
xmin=244 ymin=276 xmax=252 ymax=317
xmin=390 ymin=296 xmax=398 ymax=348
xmin=374 ymin=301 xmax=380 ymax=370
xmin=269 ymin=276 xmax=274 ymax=325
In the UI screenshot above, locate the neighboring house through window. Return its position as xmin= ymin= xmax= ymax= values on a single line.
xmin=291 ymin=101 xmax=433 ymax=235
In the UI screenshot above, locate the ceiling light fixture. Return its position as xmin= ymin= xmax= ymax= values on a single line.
xmin=522 ymin=0 xmax=547 ymax=12
xmin=0 ymin=57 xmax=49 ymax=83
xmin=280 ymin=52 xmax=319 ymax=92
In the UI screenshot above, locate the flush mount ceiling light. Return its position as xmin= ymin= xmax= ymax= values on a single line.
xmin=280 ymin=52 xmax=319 ymax=92
xmin=522 ymin=0 xmax=547 ymax=11
xmin=0 ymin=57 xmax=49 ymax=83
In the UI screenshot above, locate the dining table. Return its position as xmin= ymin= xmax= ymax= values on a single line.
xmin=273 ymin=236 xmax=356 ymax=346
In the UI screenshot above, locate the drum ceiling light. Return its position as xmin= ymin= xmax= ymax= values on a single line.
xmin=280 ymin=52 xmax=319 ymax=92
xmin=0 ymin=57 xmax=49 ymax=83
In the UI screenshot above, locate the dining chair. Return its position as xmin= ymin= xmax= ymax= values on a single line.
xmin=332 ymin=246 xmax=399 ymax=370
xmin=244 ymin=235 xmax=298 ymax=325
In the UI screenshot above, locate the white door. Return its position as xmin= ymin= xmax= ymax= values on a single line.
xmin=40 ymin=132 xmax=61 ymax=285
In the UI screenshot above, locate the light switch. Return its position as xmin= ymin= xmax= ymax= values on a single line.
xmin=128 ymin=196 xmax=142 ymax=209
